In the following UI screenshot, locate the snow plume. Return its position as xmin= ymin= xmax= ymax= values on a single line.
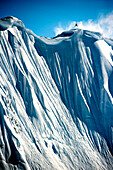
xmin=54 ymin=21 xmax=76 ymax=35
xmin=54 ymin=11 xmax=113 ymax=38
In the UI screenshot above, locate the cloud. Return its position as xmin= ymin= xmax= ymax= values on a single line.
xmin=54 ymin=11 xmax=113 ymax=38
xmin=54 ymin=22 xmax=76 ymax=36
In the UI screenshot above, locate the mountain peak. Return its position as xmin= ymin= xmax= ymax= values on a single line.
xmin=0 ymin=16 xmax=24 ymax=31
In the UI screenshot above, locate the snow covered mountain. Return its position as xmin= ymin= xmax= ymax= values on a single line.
xmin=0 ymin=16 xmax=113 ymax=170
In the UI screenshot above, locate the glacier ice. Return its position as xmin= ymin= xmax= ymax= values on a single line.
xmin=0 ymin=16 xmax=113 ymax=169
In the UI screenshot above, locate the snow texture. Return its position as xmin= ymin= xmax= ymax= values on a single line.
xmin=0 ymin=16 xmax=113 ymax=170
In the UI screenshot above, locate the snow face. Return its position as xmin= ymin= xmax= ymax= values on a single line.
xmin=0 ymin=17 xmax=113 ymax=170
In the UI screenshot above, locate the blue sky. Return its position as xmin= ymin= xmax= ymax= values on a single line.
xmin=0 ymin=0 xmax=113 ymax=37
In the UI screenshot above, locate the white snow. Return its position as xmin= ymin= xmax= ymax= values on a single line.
xmin=0 ymin=17 xmax=113 ymax=170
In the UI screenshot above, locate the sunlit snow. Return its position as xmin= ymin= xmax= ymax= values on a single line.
xmin=0 ymin=16 xmax=113 ymax=170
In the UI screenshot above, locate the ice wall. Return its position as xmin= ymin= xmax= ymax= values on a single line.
xmin=0 ymin=17 xmax=113 ymax=169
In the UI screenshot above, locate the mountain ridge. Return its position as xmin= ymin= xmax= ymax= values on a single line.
xmin=0 ymin=17 xmax=113 ymax=170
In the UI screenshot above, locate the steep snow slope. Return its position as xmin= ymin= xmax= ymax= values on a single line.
xmin=0 ymin=16 xmax=113 ymax=170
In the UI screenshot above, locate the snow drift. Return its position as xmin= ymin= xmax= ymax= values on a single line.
xmin=0 ymin=16 xmax=113 ymax=170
